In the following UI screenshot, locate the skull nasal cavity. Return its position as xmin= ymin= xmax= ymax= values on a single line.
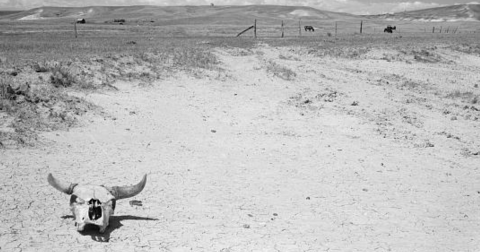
xmin=88 ymin=199 xmax=102 ymax=221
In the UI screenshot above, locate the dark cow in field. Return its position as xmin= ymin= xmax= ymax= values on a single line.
xmin=384 ymin=25 xmax=396 ymax=33
xmin=304 ymin=26 xmax=315 ymax=32
xmin=76 ymin=18 xmax=86 ymax=24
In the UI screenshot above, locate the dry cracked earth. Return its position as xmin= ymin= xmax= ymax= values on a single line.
xmin=1 ymin=43 xmax=480 ymax=251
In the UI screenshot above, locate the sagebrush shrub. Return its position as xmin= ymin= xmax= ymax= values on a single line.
xmin=50 ymin=66 xmax=76 ymax=88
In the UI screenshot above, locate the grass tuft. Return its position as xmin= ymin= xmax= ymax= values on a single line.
xmin=50 ymin=66 xmax=77 ymax=88
xmin=446 ymin=90 xmax=479 ymax=104
xmin=266 ymin=60 xmax=296 ymax=80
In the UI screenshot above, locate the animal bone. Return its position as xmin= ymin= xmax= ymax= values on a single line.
xmin=48 ymin=173 xmax=147 ymax=233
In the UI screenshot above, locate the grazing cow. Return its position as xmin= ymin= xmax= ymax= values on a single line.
xmin=384 ymin=25 xmax=396 ymax=33
xmin=304 ymin=26 xmax=315 ymax=32
xmin=76 ymin=18 xmax=86 ymax=24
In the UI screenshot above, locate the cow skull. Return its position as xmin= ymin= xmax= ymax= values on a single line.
xmin=48 ymin=173 xmax=147 ymax=233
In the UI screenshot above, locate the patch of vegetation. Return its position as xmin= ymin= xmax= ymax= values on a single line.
xmin=449 ymin=43 xmax=480 ymax=55
xmin=413 ymin=49 xmax=442 ymax=63
xmin=50 ymin=66 xmax=77 ymax=88
xmin=400 ymin=80 xmax=423 ymax=90
xmin=266 ymin=60 xmax=296 ymax=80
xmin=446 ymin=90 xmax=479 ymax=104
xmin=310 ymin=46 xmax=371 ymax=59
xmin=0 ymin=77 xmax=99 ymax=147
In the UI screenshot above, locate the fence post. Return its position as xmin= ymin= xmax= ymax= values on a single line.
xmin=254 ymin=19 xmax=257 ymax=38
xmin=74 ymin=21 xmax=77 ymax=38
xmin=439 ymin=26 xmax=442 ymax=33
xmin=446 ymin=27 xmax=449 ymax=33
xmin=299 ymin=19 xmax=301 ymax=36
xmin=360 ymin=20 xmax=363 ymax=34
xmin=281 ymin=20 xmax=284 ymax=38
xmin=432 ymin=27 xmax=435 ymax=33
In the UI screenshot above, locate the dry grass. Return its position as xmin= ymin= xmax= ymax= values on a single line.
xmin=1 ymin=20 xmax=480 ymax=147
xmin=266 ymin=60 xmax=296 ymax=80
xmin=0 ymin=23 xmax=242 ymax=147
xmin=50 ymin=66 xmax=77 ymax=88
xmin=446 ymin=90 xmax=479 ymax=104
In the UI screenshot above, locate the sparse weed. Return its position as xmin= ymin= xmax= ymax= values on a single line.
xmin=32 ymin=60 xmax=49 ymax=73
xmin=446 ymin=90 xmax=479 ymax=104
xmin=266 ymin=60 xmax=296 ymax=80
xmin=413 ymin=49 xmax=442 ymax=63
xmin=312 ymin=46 xmax=371 ymax=58
xmin=77 ymin=80 xmax=97 ymax=90
xmin=401 ymin=80 xmax=422 ymax=90
xmin=0 ymin=76 xmax=13 ymax=113
xmin=50 ymin=66 xmax=77 ymax=88
xmin=0 ymin=75 xmax=8 ymax=100
xmin=450 ymin=43 xmax=480 ymax=55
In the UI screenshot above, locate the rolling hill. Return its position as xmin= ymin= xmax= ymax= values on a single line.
xmin=0 ymin=5 xmax=358 ymax=25
xmin=364 ymin=4 xmax=480 ymax=22
xmin=1 ymin=4 xmax=479 ymax=26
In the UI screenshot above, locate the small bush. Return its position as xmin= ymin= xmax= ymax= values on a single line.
xmin=32 ymin=61 xmax=49 ymax=73
xmin=50 ymin=66 xmax=76 ymax=88
xmin=266 ymin=60 xmax=296 ymax=81
xmin=401 ymin=80 xmax=422 ymax=90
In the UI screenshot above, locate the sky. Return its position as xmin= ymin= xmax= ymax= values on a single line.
xmin=0 ymin=0 xmax=479 ymax=15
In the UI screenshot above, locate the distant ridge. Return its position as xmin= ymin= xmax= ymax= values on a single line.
xmin=364 ymin=4 xmax=480 ymax=22
xmin=2 ymin=4 xmax=479 ymax=24
xmin=0 ymin=11 xmax=22 ymax=16
xmin=0 ymin=5 xmax=357 ymax=24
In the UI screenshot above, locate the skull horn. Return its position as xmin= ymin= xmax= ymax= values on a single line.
xmin=106 ymin=174 xmax=147 ymax=200
xmin=47 ymin=173 xmax=77 ymax=195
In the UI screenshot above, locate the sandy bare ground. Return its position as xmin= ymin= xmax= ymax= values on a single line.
xmin=1 ymin=44 xmax=479 ymax=251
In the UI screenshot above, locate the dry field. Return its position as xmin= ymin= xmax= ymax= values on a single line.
xmin=1 ymin=21 xmax=480 ymax=251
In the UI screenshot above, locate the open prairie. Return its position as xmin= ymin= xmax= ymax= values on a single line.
xmin=1 ymin=5 xmax=480 ymax=252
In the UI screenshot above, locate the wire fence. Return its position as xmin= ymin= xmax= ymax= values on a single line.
xmin=0 ymin=18 xmax=478 ymax=39
xmin=233 ymin=19 xmax=478 ymax=38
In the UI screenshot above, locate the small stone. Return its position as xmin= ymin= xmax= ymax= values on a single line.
xmin=273 ymin=213 xmax=278 ymax=216
xmin=306 ymin=197 xmax=310 ymax=200
xmin=243 ymin=224 xmax=250 ymax=229
xmin=211 ymin=129 xmax=216 ymax=133
xmin=450 ymin=116 xmax=457 ymax=121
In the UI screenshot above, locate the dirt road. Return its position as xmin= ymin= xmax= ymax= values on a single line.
xmin=1 ymin=44 xmax=479 ymax=251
